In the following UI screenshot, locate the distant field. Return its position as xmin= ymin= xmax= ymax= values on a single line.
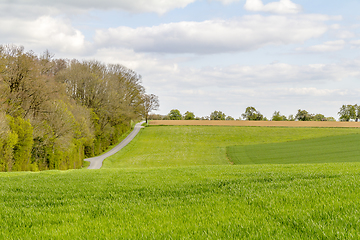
xmin=103 ymin=125 xmax=360 ymax=168
xmin=2 ymin=164 xmax=360 ymax=239
xmin=227 ymin=134 xmax=360 ymax=165
xmin=150 ymin=120 xmax=360 ymax=128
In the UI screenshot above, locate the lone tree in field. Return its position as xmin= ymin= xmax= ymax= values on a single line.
xmin=168 ymin=109 xmax=182 ymax=120
xmin=184 ymin=111 xmax=195 ymax=120
xmin=242 ymin=107 xmax=263 ymax=121
xmin=210 ymin=110 xmax=226 ymax=120
xmin=142 ymin=94 xmax=160 ymax=123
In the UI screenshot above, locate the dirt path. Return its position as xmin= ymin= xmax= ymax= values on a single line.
xmin=84 ymin=121 xmax=145 ymax=169
xmin=149 ymin=120 xmax=360 ymax=128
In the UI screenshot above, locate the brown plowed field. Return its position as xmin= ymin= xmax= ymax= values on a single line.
xmin=149 ymin=120 xmax=360 ymax=128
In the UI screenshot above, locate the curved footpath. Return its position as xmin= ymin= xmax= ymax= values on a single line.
xmin=84 ymin=121 xmax=145 ymax=169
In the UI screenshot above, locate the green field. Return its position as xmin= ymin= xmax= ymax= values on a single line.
xmin=227 ymin=133 xmax=360 ymax=165
xmin=103 ymin=125 xmax=360 ymax=168
xmin=2 ymin=125 xmax=360 ymax=239
xmin=1 ymin=164 xmax=360 ymax=239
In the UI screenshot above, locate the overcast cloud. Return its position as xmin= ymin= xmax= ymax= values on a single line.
xmin=95 ymin=15 xmax=334 ymax=54
xmin=1 ymin=0 xmax=360 ymax=119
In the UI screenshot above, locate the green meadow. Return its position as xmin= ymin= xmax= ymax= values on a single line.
xmin=103 ymin=125 xmax=360 ymax=168
xmin=2 ymin=164 xmax=360 ymax=239
xmin=2 ymin=125 xmax=360 ymax=239
xmin=227 ymin=133 xmax=360 ymax=165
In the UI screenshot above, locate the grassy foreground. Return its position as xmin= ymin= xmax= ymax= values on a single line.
xmin=1 ymin=164 xmax=360 ymax=239
xmin=103 ymin=125 xmax=360 ymax=168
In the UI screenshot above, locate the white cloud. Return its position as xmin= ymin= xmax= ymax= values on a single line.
xmin=0 ymin=16 xmax=89 ymax=54
xmin=90 ymin=47 xmax=360 ymax=118
xmin=215 ymin=0 xmax=240 ymax=4
xmin=296 ymin=40 xmax=345 ymax=53
xmin=244 ymin=0 xmax=302 ymax=14
xmin=350 ymin=40 xmax=360 ymax=48
xmin=283 ymin=88 xmax=346 ymax=97
xmin=0 ymin=0 xmax=196 ymax=15
xmin=95 ymin=14 xmax=334 ymax=54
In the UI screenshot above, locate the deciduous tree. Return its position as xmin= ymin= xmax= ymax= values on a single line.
xmin=272 ymin=111 xmax=287 ymax=121
xmin=210 ymin=110 xmax=226 ymax=120
xmin=184 ymin=111 xmax=195 ymax=120
xmin=142 ymin=94 xmax=160 ymax=123
xmin=168 ymin=109 xmax=182 ymax=120
xmin=242 ymin=107 xmax=263 ymax=121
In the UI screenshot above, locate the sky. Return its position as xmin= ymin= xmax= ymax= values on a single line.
xmin=1 ymin=0 xmax=360 ymax=119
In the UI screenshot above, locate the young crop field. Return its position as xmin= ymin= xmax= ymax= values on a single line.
xmin=2 ymin=125 xmax=360 ymax=239
xmin=227 ymin=133 xmax=360 ymax=165
xmin=1 ymin=164 xmax=360 ymax=239
xmin=103 ymin=125 xmax=360 ymax=168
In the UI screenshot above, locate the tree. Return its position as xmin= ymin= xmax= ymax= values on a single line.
xmin=295 ymin=109 xmax=313 ymax=121
xmin=313 ymin=114 xmax=326 ymax=121
xmin=142 ymin=94 xmax=160 ymax=123
xmin=168 ymin=109 xmax=182 ymax=120
xmin=210 ymin=110 xmax=226 ymax=120
xmin=242 ymin=107 xmax=263 ymax=121
xmin=338 ymin=105 xmax=356 ymax=122
xmin=184 ymin=111 xmax=195 ymax=120
xmin=288 ymin=114 xmax=295 ymax=121
xmin=355 ymin=104 xmax=360 ymax=122
xmin=272 ymin=111 xmax=287 ymax=121
xmin=0 ymin=45 xmax=151 ymax=172
xmin=226 ymin=116 xmax=234 ymax=121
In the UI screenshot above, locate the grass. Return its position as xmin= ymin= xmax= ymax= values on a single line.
xmin=3 ymin=125 xmax=360 ymax=239
xmin=103 ymin=125 xmax=360 ymax=168
xmin=227 ymin=133 xmax=360 ymax=165
xmin=1 ymin=164 xmax=360 ymax=239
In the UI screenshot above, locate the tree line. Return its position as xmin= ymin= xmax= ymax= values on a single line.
xmin=0 ymin=45 xmax=158 ymax=172
xmin=149 ymin=106 xmax=360 ymax=122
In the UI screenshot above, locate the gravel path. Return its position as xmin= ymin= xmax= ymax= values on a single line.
xmin=84 ymin=121 xmax=145 ymax=169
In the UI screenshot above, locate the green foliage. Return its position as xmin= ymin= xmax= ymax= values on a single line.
xmin=168 ymin=109 xmax=182 ymax=120
xmin=295 ymin=109 xmax=312 ymax=121
xmin=288 ymin=114 xmax=295 ymax=121
xmin=210 ymin=110 xmax=226 ymax=120
xmin=0 ymin=45 xmax=147 ymax=172
xmin=272 ymin=111 xmax=287 ymax=121
xmin=338 ymin=104 xmax=357 ymax=121
xmin=242 ymin=107 xmax=263 ymax=121
xmin=103 ymin=126 xmax=360 ymax=168
xmin=226 ymin=116 xmax=234 ymax=120
xmin=0 ymin=129 xmax=18 ymax=172
xmin=2 ymin=164 xmax=360 ymax=239
xmin=227 ymin=134 xmax=360 ymax=165
xmin=183 ymin=111 xmax=195 ymax=120
xmin=8 ymin=116 xmax=34 ymax=171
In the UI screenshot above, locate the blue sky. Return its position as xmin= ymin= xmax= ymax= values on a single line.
xmin=1 ymin=0 xmax=360 ymax=119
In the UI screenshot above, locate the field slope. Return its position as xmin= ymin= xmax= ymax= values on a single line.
xmin=2 ymin=125 xmax=360 ymax=239
xmin=103 ymin=125 xmax=360 ymax=168
xmin=227 ymin=133 xmax=360 ymax=165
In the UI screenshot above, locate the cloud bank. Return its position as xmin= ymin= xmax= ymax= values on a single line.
xmin=95 ymin=15 xmax=334 ymax=54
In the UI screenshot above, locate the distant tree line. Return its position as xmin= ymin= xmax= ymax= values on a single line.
xmin=150 ymin=106 xmax=356 ymax=122
xmin=0 ymin=45 xmax=158 ymax=172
